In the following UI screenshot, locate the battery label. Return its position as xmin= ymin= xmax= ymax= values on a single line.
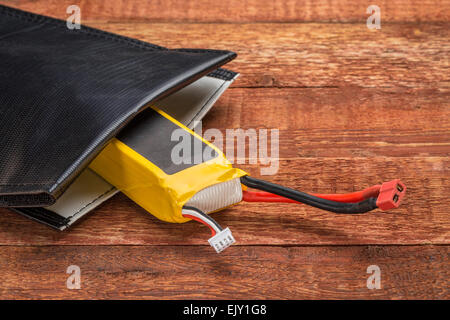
xmin=117 ymin=108 xmax=218 ymax=175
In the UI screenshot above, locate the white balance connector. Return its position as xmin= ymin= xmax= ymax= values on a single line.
xmin=208 ymin=227 xmax=235 ymax=253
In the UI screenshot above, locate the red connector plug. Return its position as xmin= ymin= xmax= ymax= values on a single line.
xmin=376 ymin=179 xmax=406 ymax=211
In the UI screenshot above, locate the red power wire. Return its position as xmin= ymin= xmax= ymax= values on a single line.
xmin=242 ymin=185 xmax=381 ymax=204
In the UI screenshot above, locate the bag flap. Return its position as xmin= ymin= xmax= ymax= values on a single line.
xmin=0 ymin=5 xmax=236 ymax=207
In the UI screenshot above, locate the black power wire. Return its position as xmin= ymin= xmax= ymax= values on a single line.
xmin=240 ymin=176 xmax=378 ymax=214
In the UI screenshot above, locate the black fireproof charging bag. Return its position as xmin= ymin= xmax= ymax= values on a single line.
xmin=0 ymin=5 xmax=237 ymax=208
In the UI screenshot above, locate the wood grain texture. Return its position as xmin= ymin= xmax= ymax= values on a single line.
xmin=3 ymin=0 xmax=450 ymax=23
xmin=2 ymin=3 xmax=449 ymax=88
xmin=0 ymin=157 xmax=447 ymax=245
xmin=205 ymin=88 xmax=450 ymax=158
xmin=0 ymin=87 xmax=448 ymax=246
xmin=76 ymin=22 xmax=449 ymax=88
xmin=0 ymin=0 xmax=448 ymax=300
xmin=0 ymin=245 xmax=447 ymax=299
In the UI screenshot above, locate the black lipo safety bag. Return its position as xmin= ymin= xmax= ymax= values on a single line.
xmin=0 ymin=5 xmax=238 ymax=228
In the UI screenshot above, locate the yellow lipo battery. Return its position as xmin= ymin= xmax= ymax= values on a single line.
xmin=89 ymin=107 xmax=246 ymax=223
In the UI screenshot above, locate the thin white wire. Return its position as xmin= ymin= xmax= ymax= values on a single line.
xmin=181 ymin=208 xmax=222 ymax=234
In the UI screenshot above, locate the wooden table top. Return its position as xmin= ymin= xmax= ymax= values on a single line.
xmin=0 ymin=0 xmax=448 ymax=299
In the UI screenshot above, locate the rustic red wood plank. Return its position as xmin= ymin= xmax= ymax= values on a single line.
xmin=0 ymin=245 xmax=447 ymax=299
xmin=3 ymin=0 xmax=449 ymax=23
xmin=0 ymin=0 xmax=448 ymax=301
xmin=79 ymin=22 xmax=449 ymax=88
xmin=0 ymin=156 xmax=447 ymax=245
xmin=2 ymin=5 xmax=448 ymax=88
xmin=206 ymin=87 xmax=450 ymax=158
xmin=0 ymin=85 xmax=447 ymax=245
